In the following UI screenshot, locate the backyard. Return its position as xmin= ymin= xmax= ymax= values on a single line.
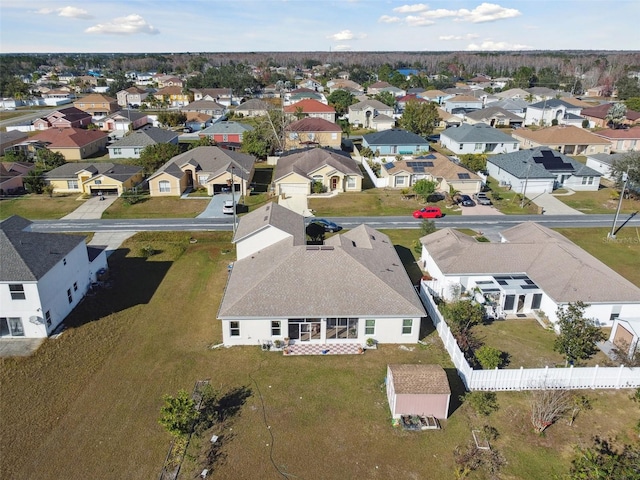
xmin=0 ymin=230 xmax=638 ymax=479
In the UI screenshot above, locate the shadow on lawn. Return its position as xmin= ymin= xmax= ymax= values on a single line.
xmin=394 ymin=245 xmax=423 ymax=284
xmin=445 ymin=367 xmax=467 ymax=418
xmin=63 ymin=247 xmax=172 ymax=329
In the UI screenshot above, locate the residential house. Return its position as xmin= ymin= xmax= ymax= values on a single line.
xmin=443 ymin=95 xmax=483 ymax=114
xmin=585 ymin=85 xmax=611 ymax=98
xmin=485 ymin=98 xmax=529 ymax=116
xmin=386 ymin=364 xmax=451 ymax=420
xmin=73 ymin=93 xmax=119 ymax=118
xmin=463 ymin=107 xmax=523 ymax=128
xmin=419 ymin=222 xmax=640 ymax=326
xmin=494 ymin=88 xmax=531 ymax=100
xmin=181 ymin=99 xmax=226 ymax=121
xmin=107 ymin=127 xmax=179 ymax=159
xmin=435 ymin=107 xmax=462 ymax=129
xmin=297 ymin=78 xmax=323 ymax=92
xmin=234 ymin=99 xmax=272 ymax=118
xmin=198 ymin=121 xmax=254 ymax=150
xmin=526 ymin=87 xmax=563 ymax=102
xmin=147 ymin=146 xmax=255 ymax=196
xmin=440 ymin=123 xmax=519 ymax=155
xmin=396 ymin=95 xmax=429 ymax=113
xmin=418 ymin=89 xmax=451 ymax=105
xmin=284 ymin=118 xmax=342 ymax=151
xmin=274 ymin=148 xmax=361 ymax=195
xmin=192 ymin=88 xmax=236 ymax=107
xmin=362 ymin=129 xmax=430 ymax=156
xmin=585 ymin=152 xmax=628 ymax=180
xmin=32 ymin=107 xmax=92 ymax=130
xmin=580 ymin=103 xmax=640 ymax=128
xmin=348 ymin=99 xmax=395 ymax=130
xmin=523 ymin=99 xmax=583 ymax=127
xmin=153 ymin=86 xmax=192 ymax=108
xmin=326 ymin=79 xmax=364 ymax=95
xmin=185 ymin=112 xmax=213 ymax=132
xmin=29 ymin=128 xmax=108 ymax=160
xmin=593 ymin=126 xmax=640 ymax=153
xmin=154 ymin=75 xmax=184 ymax=88
xmin=0 ymin=161 xmax=34 ymax=194
xmin=41 ymin=89 xmax=73 ymax=106
xmin=44 ymin=162 xmax=144 ymax=196
xmin=609 ymin=319 xmax=640 ymax=358
xmin=366 ymin=81 xmax=393 ymax=96
xmin=116 ymin=86 xmax=149 ymax=107
xmin=512 ymin=125 xmax=611 ymax=155
xmin=380 ymin=152 xmax=481 ymax=194
xmin=0 ymin=215 xmax=108 ymax=338
xmin=0 ymin=130 xmax=28 ymax=154
xmin=283 ymin=88 xmax=327 ymax=107
xmin=98 ymin=110 xmax=149 ymax=134
xmin=284 ymin=99 xmax=336 ymax=123
xmin=486 ymin=147 xmax=601 ymax=193
xmin=217 ymin=202 xmax=426 ymax=346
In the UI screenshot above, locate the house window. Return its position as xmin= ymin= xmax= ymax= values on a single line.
xmin=198 ymin=175 xmax=208 ymax=185
xmin=45 ymin=311 xmax=52 ymax=327
xmin=67 ymin=288 xmax=73 ymax=304
xmin=134 ymin=148 xmax=142 ymax=155
xmin=326 ymin=318 xmax=358 ymax=339
xmin=616 ymin=140 xmax=624 ymax=150
xmin=73 ymin=282 xmax=78 ymax=291
xmin=9 ymin=284 xmax=25 ymax=300
xmin=588 ymin=176 xmax=594 ymax=185
xmin=331 ymin=133 xmax=338 ymax=140
xmin=513 ymin=143 xmax=517 ymax=149
xmin=95 ymin=180 xmax=102 ymax=185
xmin=402 ymin=319 xmax=413 ymax=335
xmin=395 ymin=176 xmax=406 ymax=186
xmin=67 ymin=180 xmax=78 ymax=189
xmin=159 ymin=180 xmax=170 ymax=193
xmin=1 ymin=317 xmax=25 ymax=336
xmin=63 ymin=258 xmax=67 ymax=265
xmin=531 ymin=293 xmax=542 ymax=309
xmin=365 ymin=319 xmax=375 ymax=335
xmin=504 ymin=294 xmax=515 ymax=311
xmin=230 ymin=321 xmax=240 ymax=337
xmin=347 ymin=176 xmax=356 ymax=189
xmin=113 ymin=148 xmax=122 ymax=155
xmin=582 ymin=176 xmax=594 ymax=185
xmin=475 ymin=143 xmax=483 ymax=150
xmin=223 ymin=134 xmax=228 ymax=142
xmin=459 ymin=144 xmax=463 ymax=150
xmin=271 ymin=321 xmax=281 ymax=336
xmin=289 ymin=133 xmax=297 ymax=140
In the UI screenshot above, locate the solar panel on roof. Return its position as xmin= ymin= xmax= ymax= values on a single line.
xmin=533 ymin=150 xmax=573 ymax=171
xmin=425 ymin=154 xmax=436 ymax=159
xmin=458 ymin=173 xmax=471 ymax=179
xmin=384 ymin=162 xmax=395 ymax=169
xmin=412 ymin=166 xmax=424 ymax=173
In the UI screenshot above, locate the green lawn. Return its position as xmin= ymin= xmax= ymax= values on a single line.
xmin=0 ymin=194 xmax=85 ymax=220
xmin=1 ymin=231 xmax=636 ymax=480
xmin=485 ymin=177 xmax=540 ymax=215
xmin=556 ymin=186 xmax=640 ymax=214
xmin=102 ymin=196 xmax=210 ymax=218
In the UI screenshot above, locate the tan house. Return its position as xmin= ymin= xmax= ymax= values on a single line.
xmin=348 ymin=99 xmax=395 ymax=129
xmin=284 ymin=118 xmax=342 ymax=151
xmin=153 ymin=86 xmax=193 ymax=107
xmin=29 ymin=128 xmax=108 ymax=160
xmin=274 ymin=148 xmax=362 ymax=196
xmin=147 ymin=146 xmax=255 ymax=197
xmin=0 ymin=161 xmax=34 ymax=194
xmin=284 ymin=99 xmax=336 ymax=123
xmin=73 ymin=94 xmax=119 ymax=118
xmin=512 ymin=125 xmax=611 ymax=155
xmin=581 ymin=103 xmax=640 ymax=128
xmin=234 ymin=98 xmax=272 ymax=118
xmin=593 ymin=126 xmax=640 ymax=152
xmin=380 ymin=152 xmax=481 ymax=194
xmin=44 ymin=162 xmax=143 ymax=196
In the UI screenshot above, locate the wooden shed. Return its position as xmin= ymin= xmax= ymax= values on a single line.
xmin=386 ymin=364 xmax=451 ymax=420
xmin=609 ymin=318 xmax=640 ymax=357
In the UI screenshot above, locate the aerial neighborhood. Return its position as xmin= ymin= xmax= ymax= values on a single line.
xmin=1 ymin=49 xmax=640 ymax=479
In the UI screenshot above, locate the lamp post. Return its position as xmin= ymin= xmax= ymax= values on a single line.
xmin=521 ymin=161 xmax=532 ymax=209
xmin=608 ymin=167 xmax=629 ymax=239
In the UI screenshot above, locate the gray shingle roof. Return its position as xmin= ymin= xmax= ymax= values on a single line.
xmin=108 ymin=127 xmax=178 ymax=148
xmin=44 ymin=162 xmax=143 ymax=181
xmin=1 ymin=215 xmax=87 ymax=281
xmin=349 ymin=99 xmax=393 ymax=111
xmin=199 ymin=121 xmax=253 ymax=135
xmin=441 ymin=123 xmax=515 ymax=144
xmin=465 ymin=107 xmax=524 ymax=122
xmin=487 ymin=147 xmax=599 ymax=178
xmin=528 ymin=99 xmax=575 ymax=109
xmin=235 ymin=99 xmax=272 ymax=112
xmin=274 ymin=148 xmax=362 ymax=182
xmin=219 ymin=223 xmax=425 ymax=318
xmin=105 ymin=109 xmax=148 ymax=122
xmin=420 ymin=223 xmax=640 ymax=303
xmin=587 ymin=152 xmax=627 ymax=166
xmin=233 ymin=202 xmax=306 ymax=247
xmin=362 ymin=129 xmax=429 ymax=147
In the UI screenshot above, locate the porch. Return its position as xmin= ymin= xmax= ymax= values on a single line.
xmin=285 ymin=343 xmax=364 ymax=356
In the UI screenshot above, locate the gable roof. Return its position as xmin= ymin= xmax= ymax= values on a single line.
xmin=487 ymin=147 xmax=598 ymax=178
xmin=441 ymin=123 xmax=515 ymax=144
xmin=349 ymin=99 xmax=393 ymax=111
xmin=233 ymin=202 xmax=305 ymax=246
xmin=513 ymin=125 xmax=611 ymax=145
xmin=1 ymin=215 xmax=87 ymax=281
xmin=108 ymin=127 xmax=178 ymax=148
xmin=104 ymin=109 xmax=148 ymax=122
xmin=528 ymin=99 xmax=577 ymax=110
xmin=363 ymin=128 xmax=429 ymax=147
xmin=388 ymin=364 xmax=451 ymax=395
xmin=445 ymin=95 xmax=483 ymax=103
xmin=235 ymin=98 xmax=272 ymax=112
xmin=580 ymin=103 xmax=640 ymax=121
xmin=383 ymin=152 xmax=480 ymax=181
xmin=148 ymin=146 xmax=254 ymax=182
xmin=274 ymin=148 xmax=361 ymax=182
xmin=421 ymin=222 xmax=640 ymax=303
xmin=30 ymin=127 xmax=108 ymax=148
xmin=181 ymin=99 xmax=225 ymax=111
xmin=284 ymin=99 xmax=336 ymax=114
xmin=285 ymin=117 xmax=341 ymax=133
xmin=488 ymin=98 xmax=529 ymax=111
xmin=76 ymin=93 xmax=117 ymax=104
xmin=45 ymin=107 xmax=91 ymax=123
xmin=219 ymin=222 xmax=425 ymax=318
xmin=199 ymin=121 xmax=254 ymax=135
xmin=593 ymin=126 xmax=640 ymax=140
xmin=44 ymin=162 xmax=143 ymax=181
xmin=465 ymin=106 xmax=524 ymax=122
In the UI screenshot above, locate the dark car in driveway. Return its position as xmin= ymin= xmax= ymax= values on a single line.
xmin=310 ymin=219 xmax=342 ymax=233
xmin=457 ymin=194 xmax=475 ymax=207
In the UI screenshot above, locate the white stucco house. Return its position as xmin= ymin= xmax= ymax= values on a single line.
xmin=440 ymin=123 xmax=519 ymax=155
xmin=1 ymin=216 xmax=108 ymax=338
xmin=217 ymin=203 xmax=426 ymax=346
xmin=523 ymin=99 xmax=583 ymax=127
xmin=419 ymin=222 xmax=640 ymax=327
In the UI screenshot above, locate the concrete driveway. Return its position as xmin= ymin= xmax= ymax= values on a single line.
xmin=197 ymin=193 xmax=233 ymax=218
xmin=528 ymin=192 xmax=583 ymax=215
xmin=278 ymin=194 xmax=313 ymax=217
xmin=460 ymin=204 xmax=504 ymax=216
xmin=61 ymin=195 xmax=118 ymax=220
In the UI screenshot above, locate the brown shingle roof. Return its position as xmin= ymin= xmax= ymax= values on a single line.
xmin=581 ymin=103 xmax=640 ymax=121
xmin=284 ymin=99 xmax=336 ymax=114
xmin=30 ymin=128 xmax=108 ymax=148
xmin=285 ymin=117 xmax=341 ymax=132
xmin=513 ymin=125 xmax=610 ymax=145
xmin=593 ymin=126 xmax=640 ymax=140
xmin=389 ymin=364 xmax=451 ymax=395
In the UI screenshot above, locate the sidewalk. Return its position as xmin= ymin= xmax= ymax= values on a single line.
xmin=61 ymin=195 xmax=118 ymax=220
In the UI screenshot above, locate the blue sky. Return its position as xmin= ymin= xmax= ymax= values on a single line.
xmin=1 ymin=0 xmax=638 ymax=53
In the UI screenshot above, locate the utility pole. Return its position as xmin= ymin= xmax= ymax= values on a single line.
xmin=608 ymin=167 xmax=629 ymax=239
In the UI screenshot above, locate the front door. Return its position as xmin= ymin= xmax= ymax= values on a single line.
xmin=331 ymin=177 xmax=339 ymax=191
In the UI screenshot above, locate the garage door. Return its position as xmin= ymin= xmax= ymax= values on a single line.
xmin=279 ymin=183 xmax=309 ymax=195
xmin=90 ymin=187 xmax=118 ymax=196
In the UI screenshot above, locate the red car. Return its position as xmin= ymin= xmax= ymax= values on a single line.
xmin=413 ymin=206 xmax=443 ymax=218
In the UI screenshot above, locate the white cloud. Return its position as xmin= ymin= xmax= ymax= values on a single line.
xmin=85 ymin=14 xmax=159 ymax=35
xmin=393 ymin=3 xmax=428 ymax=14
xmin=405 ymin=15 xmax=435 ymax=27
xmin=421 ymin=8 xmax=460 ymax=20
xmin=456 ymin=3 xmax=522 ymax=23
xmin=466 ymin=40 xmax=532 ymax=51
xmin=378 ymin=15 xmax=400 ymax=24
xmin=333 ymin=45 xmax=352 ymax=51
xmin=35 ymin=6 xmax=93 ymax=19
xmin=439 ymin=34 xmax=479 ymax=41
xmin=327 ymin=30 xmax=366 ymax=41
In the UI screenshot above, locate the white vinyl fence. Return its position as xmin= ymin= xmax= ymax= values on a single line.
xmin=359 ymin=153 xmax=388 ymax=188
xmin=418 ymin=285 xmax=640 ymax=391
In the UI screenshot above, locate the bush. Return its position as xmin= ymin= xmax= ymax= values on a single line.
xmin=140 ymin=245 xmax=156 ymax=258
xmin=475 ymin=346 xmax=503 ymax=369
xmin=462 ymin=391 xmax=499 ymax=416
xmin=311 ymin=181 xmax=327 ymax=194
